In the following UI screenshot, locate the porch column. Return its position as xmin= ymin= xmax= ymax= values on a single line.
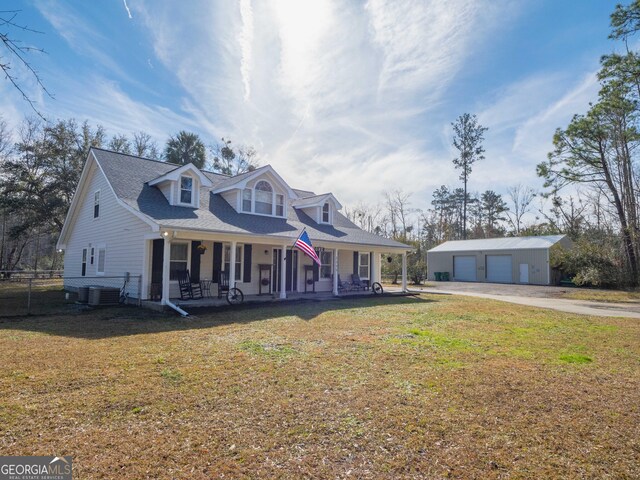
xmin=141 ymin=239 xmax=151 ymax=300
xmin=229 ymin=240 xmax=237 ymax=289
xmin=401 ymin=251 xmax=408 ymax=292
xmin=376 ymin=253 xmax=382 ymax=283
xmin=280 ymin=245 xmax=287 ymax=299
xmin=161 ymin=237 xmax=171 ymax=305
xmin=370 ymin=251 xmax=375 ymax=287
xmin=332 ymin=248 xmax=339 ymax=295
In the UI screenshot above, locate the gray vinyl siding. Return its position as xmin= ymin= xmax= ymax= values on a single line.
xmin=63 ymin=162 xmax=151 ymax=296
xmin=427 ymin=248 xmax=552 ymax=285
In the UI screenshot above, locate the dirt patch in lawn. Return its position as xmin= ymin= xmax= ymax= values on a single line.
xmin=0 ymin=294 xmax=638 ymax=478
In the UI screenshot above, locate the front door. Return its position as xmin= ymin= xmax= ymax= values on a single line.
xmin=519 ymin=263 xmax=529 ymax=283
xmin=286 ymin=250 xmax=298 ymax=292
xmin=272 ymin=248 xmax=298 ymax=292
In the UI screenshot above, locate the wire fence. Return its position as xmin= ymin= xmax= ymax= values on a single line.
xmin=0 ymin=274 xmax=142 ymax=317
xmin=0 ymin=270 xmax=63 ymax=280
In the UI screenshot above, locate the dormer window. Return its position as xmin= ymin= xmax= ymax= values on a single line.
xmin=242 ymin=189 xmax=252 ymax=212
xmin=322 ymin=202 xmax=330 ymax=223
xmin=180 ymin=176 xmax=193 ymax=204
xmin=276 ymin=194 xmax=284 ymax=216
xmin=255 ymin=180 xmax=273 ymax=215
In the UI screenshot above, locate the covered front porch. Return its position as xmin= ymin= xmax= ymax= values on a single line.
xmin=141 ymin=285 xmax=411 ymax=312
xmin=141 ymin=229 xmax=409 ymax=313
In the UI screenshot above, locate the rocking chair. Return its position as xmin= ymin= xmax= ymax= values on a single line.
xmin=351 ymin=274 xmax=369 ymax=291
xmin=177 ymin=270 xmax=203 ymax=300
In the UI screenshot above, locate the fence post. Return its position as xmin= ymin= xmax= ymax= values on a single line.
xmin=27 ymin=278 xmax=32 ymax=315
xmin=137 ymin=275 xmax=142 ymax=306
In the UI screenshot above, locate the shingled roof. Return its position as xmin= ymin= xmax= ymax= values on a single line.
xmin=92 ymin=148 xmax=408 ymax=250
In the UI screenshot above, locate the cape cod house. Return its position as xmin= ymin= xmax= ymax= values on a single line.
xmin=57 ymin=148 xmax=411 ymax=308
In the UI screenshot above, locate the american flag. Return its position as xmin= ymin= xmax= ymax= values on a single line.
xmin=294 ymin=230 xmax=321 ymax=265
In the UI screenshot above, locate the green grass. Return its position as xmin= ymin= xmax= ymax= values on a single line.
xmin=0 ymin=292 xmax=638 ymax=478
xmin=559 ymin=353 xmax=593 ymax=364
xmin=160 ymin=368 xmax=183 ymax=383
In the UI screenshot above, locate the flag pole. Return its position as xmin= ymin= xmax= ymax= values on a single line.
xmin=286 ymin=227 xmax=307 ymax=261
xmin=292 ymin=227 xmax=307 ymax=249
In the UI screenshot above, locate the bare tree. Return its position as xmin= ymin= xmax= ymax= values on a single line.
xmin=506 ymin=184 xmax=536 ymax=235
xmin=132 ymin=131 xmax=160 ymax=159
xmin=384 ymin=190 xmax=414 ymax=240
xmin=1 ymin=10 xmax=53 ymax=119
xmin=344 ymin=202 xmax=384 ymax=233
xmin=209 ymin=137 xmax=259 ymax=175
xmin=108 ymin=134 xmax=131 ymax=154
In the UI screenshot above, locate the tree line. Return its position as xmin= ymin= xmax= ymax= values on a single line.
xmin=356 ymin=3 xmax=640 ymax=289
xmin=0 ymin=117 xmax=257 ymax=275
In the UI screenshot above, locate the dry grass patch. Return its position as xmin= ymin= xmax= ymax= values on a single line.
xmin=561 ymin=288 xmax=640 ymax=303
xmin=0 ymin=293 xmax=638 ymax=478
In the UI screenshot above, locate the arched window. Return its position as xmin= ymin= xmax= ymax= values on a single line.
xmin=255 ymin=180 xmax=273 ymax=215
xmin=322 ymin=202 xmax=330 ymax=223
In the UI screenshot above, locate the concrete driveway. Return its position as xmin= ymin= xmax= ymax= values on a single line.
xmin=416 ymin=281 xmax=640 ymax=319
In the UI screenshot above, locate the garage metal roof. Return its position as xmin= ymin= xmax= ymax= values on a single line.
xmin=428 ymin=235 xmax=567 ymax=253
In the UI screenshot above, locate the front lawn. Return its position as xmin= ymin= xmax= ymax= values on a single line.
xmin=0 ymin=294 xmax=638 ymax=478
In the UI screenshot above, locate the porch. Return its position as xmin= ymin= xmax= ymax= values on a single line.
xmin=141 ymin=284 xmax=411 ymax=312
xmin=142 ymin=229 xmax=409 ymax=314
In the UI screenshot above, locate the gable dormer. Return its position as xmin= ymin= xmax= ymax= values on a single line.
xmin=148 ymin=163 xmax=212 ymax=208
xmin=292 ymin=193 xmax=342 ymax=226
xmin=213 ymin=165 xmax=298 ymax=218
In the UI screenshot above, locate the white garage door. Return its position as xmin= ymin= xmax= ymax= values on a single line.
xmin=454 ymin=256 xmax=477 ymax=281
xmin=487 ymin=255 xmax=513 ymax=283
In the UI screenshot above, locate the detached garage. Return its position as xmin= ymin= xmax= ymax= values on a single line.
xmin=427 ymin=235 xmax=572 ymax=285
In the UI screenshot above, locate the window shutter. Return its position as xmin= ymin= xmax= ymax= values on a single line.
xmin=353 ymin=252 xmax=358 ymax=275
xmin=190 ymin=241 xmax=201 ymax=282
xmin=212 ymin=242 xmax=223 ymax=283
xmin=151 ymin=239 xmax=164 ymax=284
xmin=243 ymin=244 xmax=252 ymax=283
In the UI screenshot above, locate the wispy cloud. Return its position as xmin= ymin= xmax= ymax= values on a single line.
xmin=35 ymin=0 xmax=139 ymax=86
xmin=132 ymin=0 xmax=512 ymax=202
xmin=239 ymin=0 xmax=254 ymax=101
xmin=19 ymin=0 xmax=605 ymax=209
xmin=122 ymin=0 xmax=133 ymax=19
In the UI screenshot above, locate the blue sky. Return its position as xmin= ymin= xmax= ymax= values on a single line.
xmin=0 ymin=0 xmax=621 ymax=209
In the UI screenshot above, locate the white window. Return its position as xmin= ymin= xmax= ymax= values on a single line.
xmin=358 ymin=252 xmax=370 ymax=280
xmin=223 ymin=244 xmax=243 ymax=281
xmin=320 ymin=250 xmax=332 ymax=279
xmin=169 ymin=243 xmax=188 ymax=280
xmin=90 ymin=247 xmax=95 ymax=265
xmin=96 ymin=246 xmax=106 ymax=275
xmin=180 ymin=176 xmax=193 ymax=204
xmin=93 ymin=190 xmax=100 ymax=218
xmin=254 ymin=180 xmax=273 ymax=215
xmin=276 ymin=194 xmax=284 ymax=216
xmin=81 ymin=248 xmax=87 ymax=277
xmin=242 ymin=189 xmax=252 ymax=212
xmin=321 ymin=202 xmax=330 ymax=223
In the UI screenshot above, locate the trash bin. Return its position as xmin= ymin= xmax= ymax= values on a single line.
xmin=434 ymin=272 xmax=442 ymax=281
xmin=441 ymin=272 xmax=450 ymax=281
